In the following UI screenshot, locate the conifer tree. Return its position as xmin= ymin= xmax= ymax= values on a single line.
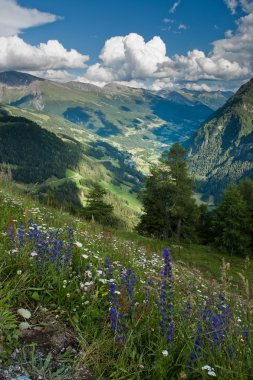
xmin=83 ymin=184 xmax=115 ymax=225
xmin=212 ymin=185 xmax=250 ymax=256
xmin=137 ymin=143 xmax=199 ymax=240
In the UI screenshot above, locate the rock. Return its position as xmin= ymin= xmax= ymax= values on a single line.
xmin=19 ymin=315 xmax=76 ymax=357
xmin=74 ymin=367 xmax=93 ymax=380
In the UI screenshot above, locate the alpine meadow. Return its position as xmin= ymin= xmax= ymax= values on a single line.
xmin=0 ymin=1 xmax=253 ymax=379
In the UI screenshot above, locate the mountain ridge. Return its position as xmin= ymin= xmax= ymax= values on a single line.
xmin=188 ymin=77 xmax=253 ymax=201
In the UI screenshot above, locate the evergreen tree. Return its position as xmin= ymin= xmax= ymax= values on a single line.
xmin=197 ymin=204 xmax=213 ymax=244
xmin=83 ymin=184 xmax=116 ymax=226
xmin=137 ymin=143 xmax=199 ymax=240
xmin=212 ymin=185 xmax=250 ymax=256
xmin=238 ymin=178 xmax=253 ymax=251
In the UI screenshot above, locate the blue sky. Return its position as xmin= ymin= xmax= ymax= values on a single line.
xmin=18 ymin=0 xmax=241 ymax=59
xmin=0 ymin=0 xmax=253 ymax=90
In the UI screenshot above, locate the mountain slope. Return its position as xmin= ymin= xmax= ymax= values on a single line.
xmin=158 ymin=88 xmax=233 ymax=110
xmin=0 ymin=107 xmax=143 ymax=227
xmin=188 ymin=78 xmax=253 ymax=201
xmin=0 ymin=71 xmax=214 ymax=170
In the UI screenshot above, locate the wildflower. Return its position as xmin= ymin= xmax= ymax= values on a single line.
xmin=17 ymin=228 xmax=25 ymax=247
xmin=162 ymin=350 xmax=168 ymax=356
xmin=30 ymin=251 xmax=37 ymax=257
xmin=99 ymin=279 xmax=108 ymax=284
xmin=17 ymin=308 xmax=31 ymax=319
xmin=75 ymin=241 xmax=83 ymax=248
xmin=17 ymin=270 xmax=22 ymax=275
xmin=82 ymin=254 xmax=89 ymax=259
xmin=66 ymin=293 xmax=70 ymax=298
xmin=159 ymin=248 xmax=175 ymax=347
xmin=202 ymin=365 xmax=216 ymax=377
xmin=84 ymin=281 xmax=94 ymax=286
xmin=208 ymin=370 xmax=217 ymax=377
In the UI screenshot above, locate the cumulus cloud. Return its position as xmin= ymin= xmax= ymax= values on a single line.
xmin=224 ymin=0 xmax=238 ymax=13
xmin=224 ymin=0 xmax=253 ymax=13
xmin=0 ymin=0 xmax=58 ymax=36
xmin=76 ymin=20 xmax=253 ymax=90
xmin=0 ymin=36 xmax=89 ymax=71
xmin=79 ymin=33 xmax=169 ymax=84
xmin=212 ymin=13 xmax=253 ymax=67
xmin=26 ymin=69 xmax=75 ymax=82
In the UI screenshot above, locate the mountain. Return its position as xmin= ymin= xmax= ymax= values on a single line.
xmin=188 ymin=78 xmax=253 ymax=201
xmin=0 ymin=71 xmax=214 ymax=172
xmin=0 ymin=71 xmax=43 ymax=86
xmin=0 ymin=107 xmax=144 ymax=227
xmin=158 ymin=88 xmax=233 ymax=110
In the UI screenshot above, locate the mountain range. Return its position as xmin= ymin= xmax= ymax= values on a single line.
xmin=0 ymin=70 xmax=252 ymax=212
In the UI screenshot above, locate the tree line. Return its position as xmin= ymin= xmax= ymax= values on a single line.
xmin=137 ymin=143 xmax=253 ymax=257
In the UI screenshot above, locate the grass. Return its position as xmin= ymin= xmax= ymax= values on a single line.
xmin=0 ymin=179 xmax=252 ymax=379
xmin=100 ymin=181 xmax=142 ymax=212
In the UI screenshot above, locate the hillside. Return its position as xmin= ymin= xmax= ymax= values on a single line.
xmin=0 ymin=107 xmax=143 ymax=227
xmin=0 ymin=71 xmax=215 ymax=171
xmin=158 ymin=88 xmax=233 ymax=111
xmin=0 ymin=179 xmax=252 ymax=379
xmin=188 ymin=78 xmax=253 ymax=201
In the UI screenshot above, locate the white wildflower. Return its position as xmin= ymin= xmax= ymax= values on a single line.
xmin=17 ymin=308 xmax=31 ymax=319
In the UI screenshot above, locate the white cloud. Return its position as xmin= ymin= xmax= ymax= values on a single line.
xmin=77 ymin=19 xmax=252 ymax=90
xmin=212 ymin=13 xmax=253 ymax=70
xmin=224 ymin=0 xmax=238 ymax=14
xmin=0 ymin=36 xmax=89 ymax=71
xmin=79 ymin=33 xmax=169 ymax=84
xmin=178 ymin=24 xmax=188 ymax=30
xmin=184 ymin=83 xmax=222 ymax=92
xmin=0 ymin=0 xmax=58 ymax=36
xmin=240 ymin=0 xmax=253 ymax=13
xmin=169 ymin=0 xmax=181 ymax=14
xmin=163 ymin=18 xmax=174 ymax=23
xmin=224 ymin=0 xmax=253 ymax=13
xmin=27 ymin=69 xmax=75 ymax=82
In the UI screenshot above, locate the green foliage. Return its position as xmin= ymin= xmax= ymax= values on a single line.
xmin=212 ymin=185 xmax=251 ymax=256
xmin=38 ymin=181 xmax=83 ymax=214
xmin=0 ymin=299 xmax=19 ymax=358
xmin=189 ymin=78 xmax=253 ymax=201
xmin=138 ymin=143 xmax=199 ymax=240
xmin=0 ymin=110 xmax=80 ymax=183
xmin=0 ymin=183 xmax=253 ymax=379
xmin=83 ymin=184 xmax=119 ymax=226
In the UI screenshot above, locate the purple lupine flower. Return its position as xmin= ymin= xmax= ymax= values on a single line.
xmin=104 ymin=256 xmax=114 ymax=280
xmin=159 ymin=248 xmax=175 ymax=347
xmin=108 ymin=280 xmax=129 ymax=344
xmin=144 ymin=278 xmax=152 ymax=304
xmin=17 ymin=227 xmax=25 ymax=247
xmin=188 ymin=324 xmax=203 ymax=367
xmin=120 ymin=268 xmax=136 ymax=312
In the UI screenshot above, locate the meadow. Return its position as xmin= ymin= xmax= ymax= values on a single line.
xmin=0 ymin=180 xmax=252 ymax=380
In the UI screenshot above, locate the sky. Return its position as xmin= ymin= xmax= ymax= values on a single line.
xmin=0 ymin=0 xmax=253 ymax=91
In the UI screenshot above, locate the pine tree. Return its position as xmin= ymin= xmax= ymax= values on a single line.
xmin=83 ymin=184 xmax=115 ymax=225
xmin=212 ymin=185 xmax=250 ymax=256
xmin=238 ymin=178 xmax=253 ymax=252
xmin=137 ymin=143 xmax=199 ymax=240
